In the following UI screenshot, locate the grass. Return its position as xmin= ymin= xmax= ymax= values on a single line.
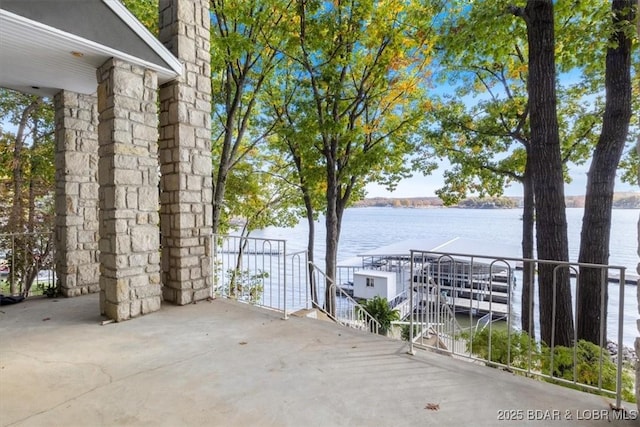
xmin=1 ymin=275 xmax=53 ymax=297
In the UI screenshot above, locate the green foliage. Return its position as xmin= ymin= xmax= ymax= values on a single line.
xmin=422 ymin=0 xmax=623 ymax=203
xmin=120 ymin=0 xmax=158 ymax=34
xmin=618 ymin=146 xmax=639 ymax=186
xmin=267 ymin=0 xmax=443 ymax=293
xmin=224 ymin=269 xmax=268 ymax=304
xmin=0 ymin=90 xmax=55 ymax=233
xmin=209 ymin=0 xmax=295 ymax=234
xmin=464 ymin=327 xmax=540 ymax=370
xmin=284 ymin=0 xmax=438 ymax=191
xmin=0 ymin=89 xmax=55 ymax=296
xmin=401 ymin=323 xmax=420 ymax=342
xmin=360 ymin=296 xmax=400 ymax=335
xmin=222 ymin=147 xmax=301 ymax=236
xmin=0 ymin=232 xmax=55 ymax=297
xmin=541 ymin=340 xmax=636 ymax=403
xmin=465 ymin=329 xmax=636 ymax=403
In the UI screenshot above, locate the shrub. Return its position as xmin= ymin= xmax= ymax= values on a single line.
xmin=360 ymin=296 xmax=400 ymax=335
xmin=541 ymin=340 xmax=636 ymax=403
xmin=464 ymin=327 xmax=540 ymax=370
xmin=465 ymin=330 xmax=636 ymax=403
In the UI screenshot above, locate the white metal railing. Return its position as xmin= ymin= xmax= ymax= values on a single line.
xmin=389 ymin=289 xmax=411 ymax=319
xmin=410 ymin=284 xmax=467 ymax=354
xmin=212 ymin=235 xmax=310 ymax=317
xmin=213 ymin=235 xmax=633 ymax=407
xmin=0 ymin=231 xmax=56 ymax=297
xmin=408 ymin=250 xmax=632 ymax=409
xmin=213 ymin=234 xmax=381 ymax=334
xmin=308 ymin=261 xmax=381 ymax=334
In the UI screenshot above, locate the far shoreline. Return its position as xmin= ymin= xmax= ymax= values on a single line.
xmin=354 ymin=192 xmax=640 ymax=209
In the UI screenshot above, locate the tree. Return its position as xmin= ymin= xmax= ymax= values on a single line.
xmin=283 ymin=0 xmax=439 ymax=314
xmin=121 ymin=0 xmax=159 ymax=34
xmin=577 ymin=0 xmax=635 ymax=345
xmin=264 ymin=73 xmax=327 ymax=304
xmin=223 ymin=149 xmax=301 ymax=238
xmin=511 ymin=0 xmax=573 ymax=347
xmin=424 ymin=0 xmax=606 ymax=336
xmin=222 ymin=151 xmax=301 ymax=301
xmin=209 ymin=0 xmax=293 ymax=234
xmin=0 ymin=89 xmax=55 ymax=296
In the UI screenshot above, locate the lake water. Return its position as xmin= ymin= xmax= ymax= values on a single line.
xmin=254 ymin=207 xmax=639 ymax=346
xmin=256 ymin=207 xmax=638 ymax=273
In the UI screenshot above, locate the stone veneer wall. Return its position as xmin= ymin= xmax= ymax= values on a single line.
xmin=96 ymin=58 xmax=161 ymax=321
xmin=158 ymin=0 xmax=213 ymax=304
xmin=54 ymin=91 xmax=100 ymax=297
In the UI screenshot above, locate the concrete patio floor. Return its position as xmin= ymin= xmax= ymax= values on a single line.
xmin=0 ymin=294 xmax=637 ymax=427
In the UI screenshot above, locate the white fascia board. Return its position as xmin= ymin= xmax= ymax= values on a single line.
xmin=103 ymin=0 xmax=182 ymax=77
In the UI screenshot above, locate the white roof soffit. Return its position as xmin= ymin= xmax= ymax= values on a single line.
xmin=0 ymin=1 xmax=181 ymax=98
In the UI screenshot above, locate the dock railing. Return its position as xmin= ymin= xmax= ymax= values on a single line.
xmin=408 ymin=249 xmax=632 ymax=409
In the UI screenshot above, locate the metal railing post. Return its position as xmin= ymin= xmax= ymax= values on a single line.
xmin=615 ymin=267 xmax=625 ymax=409
xmin=408 ymin=250 xmax=415 ymax=355
xmin=283 ymin=240 xmax=288 ymax=320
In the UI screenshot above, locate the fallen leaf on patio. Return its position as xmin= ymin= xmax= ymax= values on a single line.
xmin=42 ymin=317 xmax=50 ymax=321
xmin=424 ymin=403 xmax=440 ymax=411
xmin=239 ymin=341 xmax=248 ymax=345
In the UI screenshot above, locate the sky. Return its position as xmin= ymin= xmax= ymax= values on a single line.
xmin=365 ymin=158 xmax=639 ymax=199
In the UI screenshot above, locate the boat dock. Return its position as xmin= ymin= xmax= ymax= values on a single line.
xmin=338 ymin=236 xmax=636 ymax=321
xmin=413 ymin=269 xmax=512 ymax=318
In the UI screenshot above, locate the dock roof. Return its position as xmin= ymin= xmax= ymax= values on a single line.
xmin=353 ymin=237 xmax=520 ymax=267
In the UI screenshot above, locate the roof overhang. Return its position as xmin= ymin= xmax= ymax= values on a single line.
xmin=0 ymin=0 xmax=182 ymax=98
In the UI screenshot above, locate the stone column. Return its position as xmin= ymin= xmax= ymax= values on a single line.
xmin=54 ymin=91 xmax=100 ymax=297
xmin=96 ymin=58 xmax=161 ymax=321
xmin=158 ymin=0 xmax=213 ymax=305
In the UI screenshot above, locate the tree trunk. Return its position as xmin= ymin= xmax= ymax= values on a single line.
xmin=324 ymin=161 xmax=338 ymax=317
xmin=524 ymin=0 xmax=573 ymax=347
xmin=287 ymin=139 xmax=319 ymax=306
xmin=212 ymin=146 xmax=232 ymax=235
xmin=521 ymin=161 xmax=535 ymax=337
xmin=212 ymin=64 xmax=246 ymax=235
xmin=324 ymin=222 xmax=338 ymax=317
xmin=212 ymin=172 xmax=226 ymax=236
xmin=577 ymin=0 xmax=633 ymax=346
xmin=304 ymin=193 xmax=318 ymax=305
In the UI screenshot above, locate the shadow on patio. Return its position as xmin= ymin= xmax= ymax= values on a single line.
xmin=0 ymin=294 xmax=636 ymax=426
